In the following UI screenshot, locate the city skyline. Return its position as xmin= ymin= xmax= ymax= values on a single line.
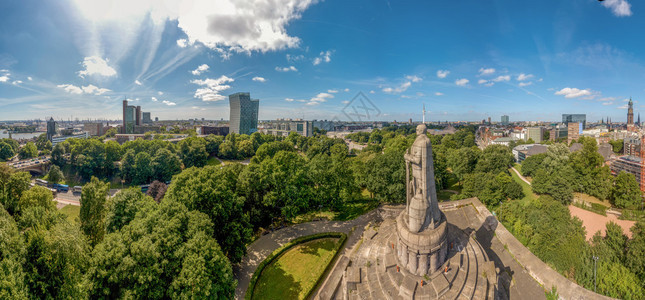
xmin=1 ymin=0 xmax=645 ymax=122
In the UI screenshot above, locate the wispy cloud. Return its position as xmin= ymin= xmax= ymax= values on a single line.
xmin=252 ymin=76 xmax=266 ymax=82
xmin=134 ymin=80 xmax=142 ymax=86
xmin=57 ymin=83 xmax=111 ymax=95
xmin=478 ymin=68 xmax=495 ymax=76
xmin=492 ymin=75 xmax=510 ymax=82
xmin=191 ymin=64 xmax=209 ymax=76
xmin=517 ymin=73 xmax=534 ymax=81
xmin=436 ymin=70 xmax=450 ymax=78
xmin=313 ymin=50 xmax=332 ymax=65
xmin=601 ymin=0 xmax=632 ymax=17
xmin=162 ymin=100 xmax=176 ymax=106
xmin=455 ymin=78 xmax=469 ymax=86
xmin=554 ymin=87 xmax=593 ymax=99
xmin=77 ymin=56 xmax=117 ymax=78
xmin=191 ymin=75 xmax=234 ymax=101
xmin=275 ymin=66 xmax=298 ymax=72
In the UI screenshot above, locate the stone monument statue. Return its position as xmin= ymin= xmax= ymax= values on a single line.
xmin=396 ymin=124 xmax=448 ymax=276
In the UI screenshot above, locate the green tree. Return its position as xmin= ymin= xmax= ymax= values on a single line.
xmin=611 ymin=171 xmax=641 ymax=209
xmin=86 ymin=201 xmax=235 ymax=299
xmin=609 ymin=139 xmax=624 ymax=154
xmin=0 ymin=169 xmax=31 ymax=216
xmin=50 ymin=143 xmax=65 ymax=167
xmin=80 ymin=177 xmax=109 ymax=246
xmin=134 ymin=152 xmax=153 ymax=184
xmin=0 ymin=204 xmax=28 ymax=299
xmin=23 ymin=222 xmax=89 ymax=299
xmin=105 ymin=188 xmax=156 ymax=233
xmin=151 ymin=148 xmax=182 ymax=182
xmin=520 ymin=153 xmax=546 ymax=177
xmin=626 ymin=221 xmax=645 ymax=282
xmin=237 ymin=139 xmax=255 ymax=159
xmin=46 ymin=165 xmax=63 ymax=184
xmin=180 ymin=138 xmax=208 ymax=168
xmin=365 ymin=151 xmax=405 ymax=203
xmin=165 ymin=165 xmax=252 ymax=263
xmin=120 ymin=149 xmax=136 ymax=183
xmin=252 ymin=141 xmax=295 ymax=163
xmin=596 ymin=261 xmax=644 ymax=299
xmin=475 ymin=145 xmax=514 ymax=174
xmin=19 ymin=142 xmax=38 ymax=160
xmin=0 ymin=141 xmax=15 ymax=161
xmin=447 ymin=147 xmax=480 ymax=183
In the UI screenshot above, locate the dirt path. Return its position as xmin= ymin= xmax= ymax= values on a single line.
xmin=510 ymin=167 xmax=531 ymax=185
xmin=568 ymin=205 xmax=635 ymax=240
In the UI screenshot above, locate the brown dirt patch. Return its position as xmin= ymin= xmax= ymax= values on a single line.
xmin=568 ymin=205 xmax=635 ymax=241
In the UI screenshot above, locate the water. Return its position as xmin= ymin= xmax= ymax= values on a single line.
xmin=0 ymin=132 xmax=44 ymax=140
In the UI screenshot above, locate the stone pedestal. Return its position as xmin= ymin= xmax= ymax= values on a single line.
xmin=396 ymin=211 xmax=448 ymax=276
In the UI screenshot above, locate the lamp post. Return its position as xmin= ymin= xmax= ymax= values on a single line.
xmin=592 ymin=256 xmax=599 ymax=293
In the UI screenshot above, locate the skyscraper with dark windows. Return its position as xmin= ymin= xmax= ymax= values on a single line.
xmin=229 ymin=92 xmax=259 ymax=135
xmin=562 ymin=114 xmax=586 ymax=130
xmin=46 ymin=117 xmax=56 ymax=141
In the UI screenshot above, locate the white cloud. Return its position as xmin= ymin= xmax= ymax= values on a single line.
xmin=191 ymin=75 xmax=234 ymax=101
xmin=57 ymin=83 xmax=110 ymax=95
xmin=275 ymin=66 xmax=297 ymax=72
xmin=554 ymin=87 xmax=593 ymax=99
xmin=435 ymin=92 xmax=443 ymax=96
xmin=517 ymin=73 xmax=534 ymax=81
xmin=77 ymin=56 xmax=117 ymax=78
xmin=478 ymin=68 xmax=495 ymax=76
xmin=162 ymin=100 xmax=176 ymax=106
xmin=252 ymin=76 xmax=266 ymax=82
xmin=310 ymin=92 xmax=334 ymax=103
xmin=601 ymin=0 xmax=632 ymax=17
xmin=0 ymin=76 xmax=9 ymax=83
xmin=327 ymin=89 xmax=338 ymax=93
xmin=478 ymin=79 xmax=488 ymax=85
xmin=618 ymin=104 xmax=629 ymax=109
xmin=602 ymin=102 xmax=614 ymax=106
xmin=27 ymin=76 xmax=32 ymax=81
xmin=436 ymin=70 xmax=450 ymax=78
xmin=158 ymin=91 xmax=163 ymax=95
xmin=341 ymin=100 xmax=349 ymax=104
xmin=176 ymin=39 xmax=188 ymax=48
xmin=344 ymin=88 xmax=350 ymax=92
xmin=12 ymin=80 xmax=23 ymax=85
xmin=151 ymin=97 xmax=158 ymax=102
xmin=286 ymin=54 xmax=305 ymax=62
xmin=134 ymin=80 xmax=143 ymax=85
xmin=313 ymin=50 xmax=332 ymax=65
xmin=455 ymin=78 xmax=469 ymax=86
xmin=405 ymin=75 xmax=422 ymax=83
xmin=285 ymin=98 xmax=295 ymax=102
xmin=518 ymin=82 xmax=533 ymax=87
xmin=191 ymin=64 xmax=210 ymax=75
xmin=492 ymin=75 xmax=510 ymax=82
xmin=598 ymin=97 xmax=615 ymax=102
xmin=369 ymin=90 xmax=375 ymax=94
xmin=382 ymin=81 xmax=412 ymax=94
xmin=71 ymin=0 xmax=320 ymax=55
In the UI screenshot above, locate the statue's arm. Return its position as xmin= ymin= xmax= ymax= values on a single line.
xmin=404 ymin=148 xmax=421 ymax=164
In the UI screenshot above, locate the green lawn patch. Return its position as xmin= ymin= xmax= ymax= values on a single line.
xmin=291 ymin=199 xmax=379 ymax=224
xmin=508 ymin=167 xmax=537 ymax=203
xmin=59 ymin=204 xmax=80 ymax=224
xmin=247 ymin=232 xmax=347 ymax=300
xmin=206 ymin=156 xmax=222 ymax=166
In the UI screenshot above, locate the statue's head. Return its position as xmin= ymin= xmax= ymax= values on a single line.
xmin=416 ymin=124 xmax=427 ymax=135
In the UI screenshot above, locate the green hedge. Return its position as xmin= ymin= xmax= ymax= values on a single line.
xmin=620 ymin=209 xmax=645 ymax=221
xmin=245 ymin=232 xmax=347 ymax=300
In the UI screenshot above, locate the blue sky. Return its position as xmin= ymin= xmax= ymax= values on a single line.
xmin=0 ymin=0 xmax=644 ymax=122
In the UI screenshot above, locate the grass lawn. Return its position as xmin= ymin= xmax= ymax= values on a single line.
xmin=206 ymin=156 xmax=222 ymax=166
xmin=291 ymin=199 xmax=379 ymax=224
xmin=59 ymin=204 xmax=80 ymax=224
xmin=573 ymin=193 xmax=611 ymax=207
xmin=508 ymin=167 xmax=538 ymax=203
xmin=253 ymin=238 xmax=341 ymax=300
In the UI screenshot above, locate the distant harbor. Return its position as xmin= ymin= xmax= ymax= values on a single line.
xmin=0 ymin=131 xmax=44 ymax=140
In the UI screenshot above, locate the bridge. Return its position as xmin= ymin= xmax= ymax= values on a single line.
xmin=7 ymin=156 xmax=51 ymax=175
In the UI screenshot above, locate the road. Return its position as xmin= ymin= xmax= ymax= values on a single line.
xmin=54 ymin=188 xmax=121 ymax=207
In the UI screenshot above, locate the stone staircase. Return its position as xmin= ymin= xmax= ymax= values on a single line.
xmin=340 ymin=218 xmax=496 ymax=300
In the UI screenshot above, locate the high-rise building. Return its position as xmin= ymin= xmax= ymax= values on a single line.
xmin=567 ymin=122 xmax=582 ymax=144
xmin=136 ymin=106 xmax=142 ymax=126
xmin=501 ymin=115 xmax=509 ymax=125
xmin=488 ymin=117 xmax=491 ymax=124
xmin=526 ymin=127 xmax=545 ymax=143
xmin=229 ymin=92 xmax=259 ymax=135
xmin=562 ymin=114 xmax=586 ymax=130
xmin=142 ymin=112 xmax=152 ymax=124
xmin=46 ymin=117 xmax=56 ymax=141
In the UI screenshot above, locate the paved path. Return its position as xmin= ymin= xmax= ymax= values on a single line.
xmin=233 ymin=210 xmax=379 ymax=300
xmin=510 ymin=167 xmax=531 ymax=186
xmin=569 ymin=205 xmax=635 ymax=240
